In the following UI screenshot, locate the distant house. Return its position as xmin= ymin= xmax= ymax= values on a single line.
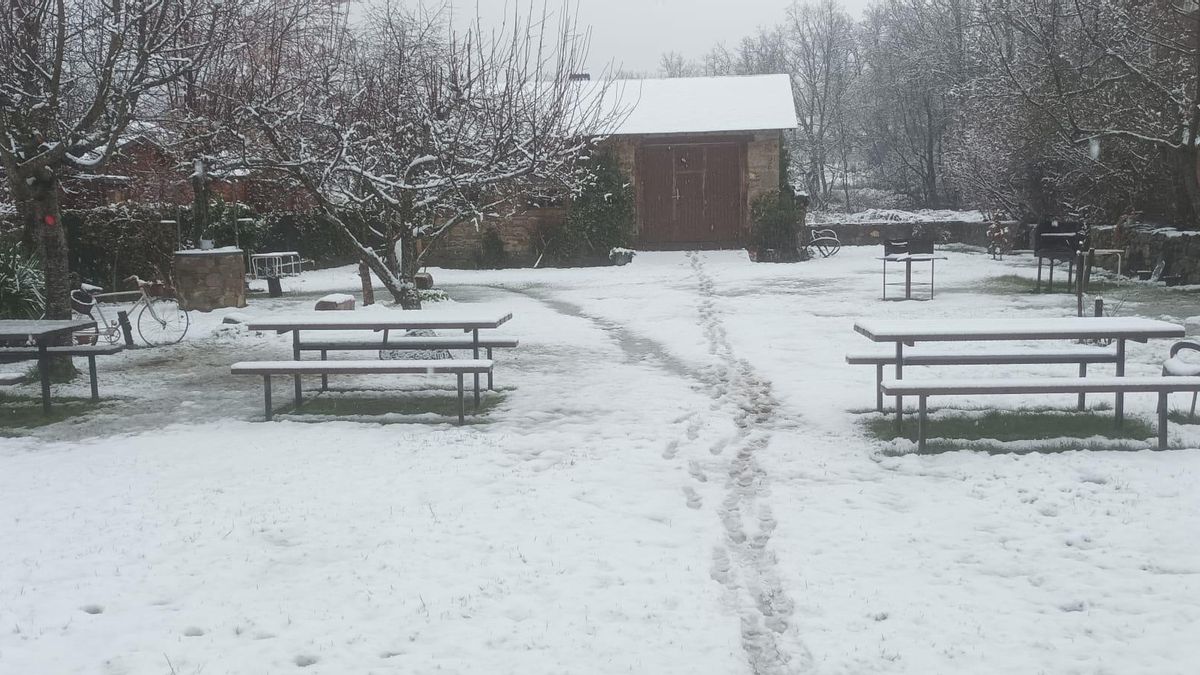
xmin=603 ymin=74 xmax=798 ymax=249
xmin=426 ymin=74 xmax=798 ymax=267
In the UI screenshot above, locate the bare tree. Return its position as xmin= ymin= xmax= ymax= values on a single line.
xmin=0 ymin=0 xmax=233 ymax=319
xmin=230 ymin=3 xmax=614 ymax=308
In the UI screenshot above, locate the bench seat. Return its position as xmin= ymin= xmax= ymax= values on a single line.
xmin=846 ymin=346 xmax=1117 ymax=366
xmin=848 ymin=347 xmax=1119 ymax=411
xmin=0 ymin=343 xmax=124 ymax=401
xmin=231 ymin=359 xmax=493 ymax=423
xmin=231 ymin=359 xmax=492 ymax=375
xmin=880 ymin=376 xmax=1200 ymax=450
xmin=0 ymin=372 xmax=23 ymax=385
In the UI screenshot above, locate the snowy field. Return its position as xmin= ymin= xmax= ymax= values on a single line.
xmin=2 ymin=247 xmax=1200 ymax=674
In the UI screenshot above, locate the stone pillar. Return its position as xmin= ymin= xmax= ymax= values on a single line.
xmin=174 ymin=248 xmax=247 ymax=311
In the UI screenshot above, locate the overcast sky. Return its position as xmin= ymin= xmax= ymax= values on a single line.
xmin=442 ymin=0 xmax=872 ymax=75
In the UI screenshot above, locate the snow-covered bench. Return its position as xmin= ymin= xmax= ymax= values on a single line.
xmin=0 ymin=372 xmax=23 ymax=385
xmin=0 ymin=344 xmax=124 ymax=401
xmin=230 ymin=358 xmax=493 ymax=424
xmin=880 ymin=376 xmax=1200 ymax=451
xmin=846 ymin=346 xmax=1119 ymax=411
xmin=297 ymin=335 xmax=519 ymax=391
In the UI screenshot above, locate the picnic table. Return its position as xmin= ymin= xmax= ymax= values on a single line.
xmin=878 ymin=253 xmax=948 ymax=300
xmin=854 ymin=317 xmax=1186 ymax=424
xmin=0 ymin=319 xmax=96 ymax=414
xmin=245 ymin=310 xmax=513 ymax=405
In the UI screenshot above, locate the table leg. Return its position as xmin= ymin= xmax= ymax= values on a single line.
xmin=264 ymin=375 xmax=273 ymax=421
xmin=487 ymin=347 xmax=494 ymax=390
xmin=458 ymin=373 xmax=465 ymax=425
xmin=1077 ymin=363 xmax=1086 ymax=410
xmin=894 ymin=341 xmax=903 ymax=431
xmin=1158 ymin=392 xmax=1168 ymax=450
xmin=292 ymin=330 xmax=302 ymax=408
xmin=918 ymin=395 xmax=927 ymax=452
xmin=875 ymin=364 xmax=884 ymax=412
xmin=1115 ymin=338 xmax=1125 ymax=426
xmin=882 ymin=259 xmax=887 ymax=299
xmin=905 ymin=260 xmax=913 ymax=299
xmin=1036 ymin=257 xmax=1043 ymax=290
xmin=38 ymin=343 xmax=50 ymax=415
xmin=472 ymin=329 xmax=480 ymax=408
xmin=88 ymin=355 xmax=99 ymax=402
xmin=320 ymin=349 xmax=328 ymax=391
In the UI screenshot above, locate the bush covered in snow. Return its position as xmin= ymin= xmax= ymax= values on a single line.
xmin=541 ymin=150 xmax=635 ymax=265
xmin=750 ymin=190 xmax=805 ymax=261
xmin=0 ymin=241 xmax=44 ymax=319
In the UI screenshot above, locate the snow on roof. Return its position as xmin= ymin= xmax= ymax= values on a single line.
xmin=600 ymin=74 xmax=797 ymax=136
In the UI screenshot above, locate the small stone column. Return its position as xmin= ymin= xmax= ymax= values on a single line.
xmin=174 ymin=247 xmax=247 ymax=311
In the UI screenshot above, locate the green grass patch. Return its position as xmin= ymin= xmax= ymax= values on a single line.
xmin=978 ymin=274 xmax=1124 ymax=296
xmin=0 ymin=392 xmax=102 ymax=433
xmin=865 ymin=408 xmax=1154 ymax=454
xmin=283 ymin=389 xmax=505 ymax=423
xmin=1167 ymin=409 xmax=1200 ymax=425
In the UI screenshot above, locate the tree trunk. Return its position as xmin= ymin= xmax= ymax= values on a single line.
xmin=28 ymin=171 xmax=71 ymax=321
xmin=396 ymin=230 xmax=422 ymax=310
xmin=1179 ymin=144 xmax=1200 ymax=227
xmin=190 ymin=158 xmax=210 ymax=246
xmin=359 ymin=259 xmax=375 ymax=306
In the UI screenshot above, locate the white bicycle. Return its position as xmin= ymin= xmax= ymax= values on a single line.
xmin=71 ymin=275 xmax=190 ymax=346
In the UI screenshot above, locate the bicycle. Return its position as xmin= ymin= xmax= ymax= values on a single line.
xmin=71 ymin=275 xmax=191 ymax=346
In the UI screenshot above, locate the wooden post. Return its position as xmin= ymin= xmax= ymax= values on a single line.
xmin=1158 ymin=392 xmax=1168 ymax=450
xmin=1094 ymin=298 xmax=1104 ymax=318
xmin=359 ymin=259 xmax=375 ymax=306
xmin=117 ymin=311 xmax=134 ymax=347
xmin=267 ymin=276 xmax=283 ymax=298
xmin=88 ymin=355 xmax=99 ymax=402
xmin=1076 ymin=250 xmax=1085 ymax=317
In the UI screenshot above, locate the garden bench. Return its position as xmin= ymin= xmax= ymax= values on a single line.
xmin=847 ymin=346 xmax=1119 ymax=411
xmin=297 ymin=335 xmax=519 ymax=391
xmin=0 ymin=343 xmax=124 ymax=402
xmin=880 ymin=376 xmax=1200 ymax=451
xmin=230 ymin=358 xmax=493 ymax=424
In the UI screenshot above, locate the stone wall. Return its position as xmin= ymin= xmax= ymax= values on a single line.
xmin=174 ymin=248 xmax=247 ymax=311
xmin=811 ymin=220 xmax=995 ymax=248
xmin=1091 ymin=224 xmax=1200 ymax=283
xmin=422 ymin=207 xmax=567 ymax=269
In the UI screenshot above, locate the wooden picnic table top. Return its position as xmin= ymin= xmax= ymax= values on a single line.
xmin=877 ymin=253 xmax=948 ymax=262
xmin=0 ymin=319 xmax=96 ymax=343
xmin=854 ymin=317 xmax=1185 ymax=343
xmin=245 ymin=310 xmax=513 ymax=332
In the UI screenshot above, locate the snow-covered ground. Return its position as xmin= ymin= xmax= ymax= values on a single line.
xmin=2 ymin=247 xmax=1199 ymax=674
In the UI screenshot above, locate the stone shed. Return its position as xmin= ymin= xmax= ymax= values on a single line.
xmin=425 ymin=74 xmax=798 ymax=267
xmin=603 ymin=74 xmax=798 ymax=249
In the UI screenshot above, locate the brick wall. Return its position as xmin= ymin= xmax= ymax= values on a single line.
xmin=422 ymin=207 xmax=568 ymax=269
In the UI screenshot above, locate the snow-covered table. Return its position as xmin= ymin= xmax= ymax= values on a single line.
xmin=877 ymin=253 xmax=948 ymax=300
xmin=246 ymin=310 xmax=513 ymax=407
xmin=854 ymin=317 xmax=1186 ymax=426
xmin=0 ymin=319 xmax=96 ymax=414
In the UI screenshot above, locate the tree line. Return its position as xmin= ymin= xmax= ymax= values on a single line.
xmin=657 ymin=0 xmax=1199 ymax=227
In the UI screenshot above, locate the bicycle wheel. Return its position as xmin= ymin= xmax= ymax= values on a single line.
xmin=137 ymin=298 xmax=190 ymax=346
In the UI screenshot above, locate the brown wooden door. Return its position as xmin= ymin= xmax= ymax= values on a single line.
xmin=637 ymin=139 xmax=745 ymax=247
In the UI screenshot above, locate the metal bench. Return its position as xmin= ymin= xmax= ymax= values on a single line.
xmin=0 ymin=344 xmax=124 ymax=401
xmin=880 ymin=376 xmax=1200 ymax=451
xmin=847 ymin=346 xmax=1120 ymax=411
xmin=230 ymin=358 xmax=493 ymax=424
xmin=1162 ymin=341 xmax=1200 ymax=417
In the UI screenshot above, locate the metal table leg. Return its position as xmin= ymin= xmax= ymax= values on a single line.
xmin=292 ymin=330 xmax=302 ymax=407
xmin=472 ymin=328 xmax=480 ymax=408
xmin=894 ymin=341 xmax=904 ymax=431
xmin=37 ymin=342 xmax=51 ymax=415
xmin=1115 ymin=338 xmax=1126 ymax=426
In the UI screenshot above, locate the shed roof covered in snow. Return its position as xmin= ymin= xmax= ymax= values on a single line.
xmin=600 ymin=74 xmax=797 ymax=136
